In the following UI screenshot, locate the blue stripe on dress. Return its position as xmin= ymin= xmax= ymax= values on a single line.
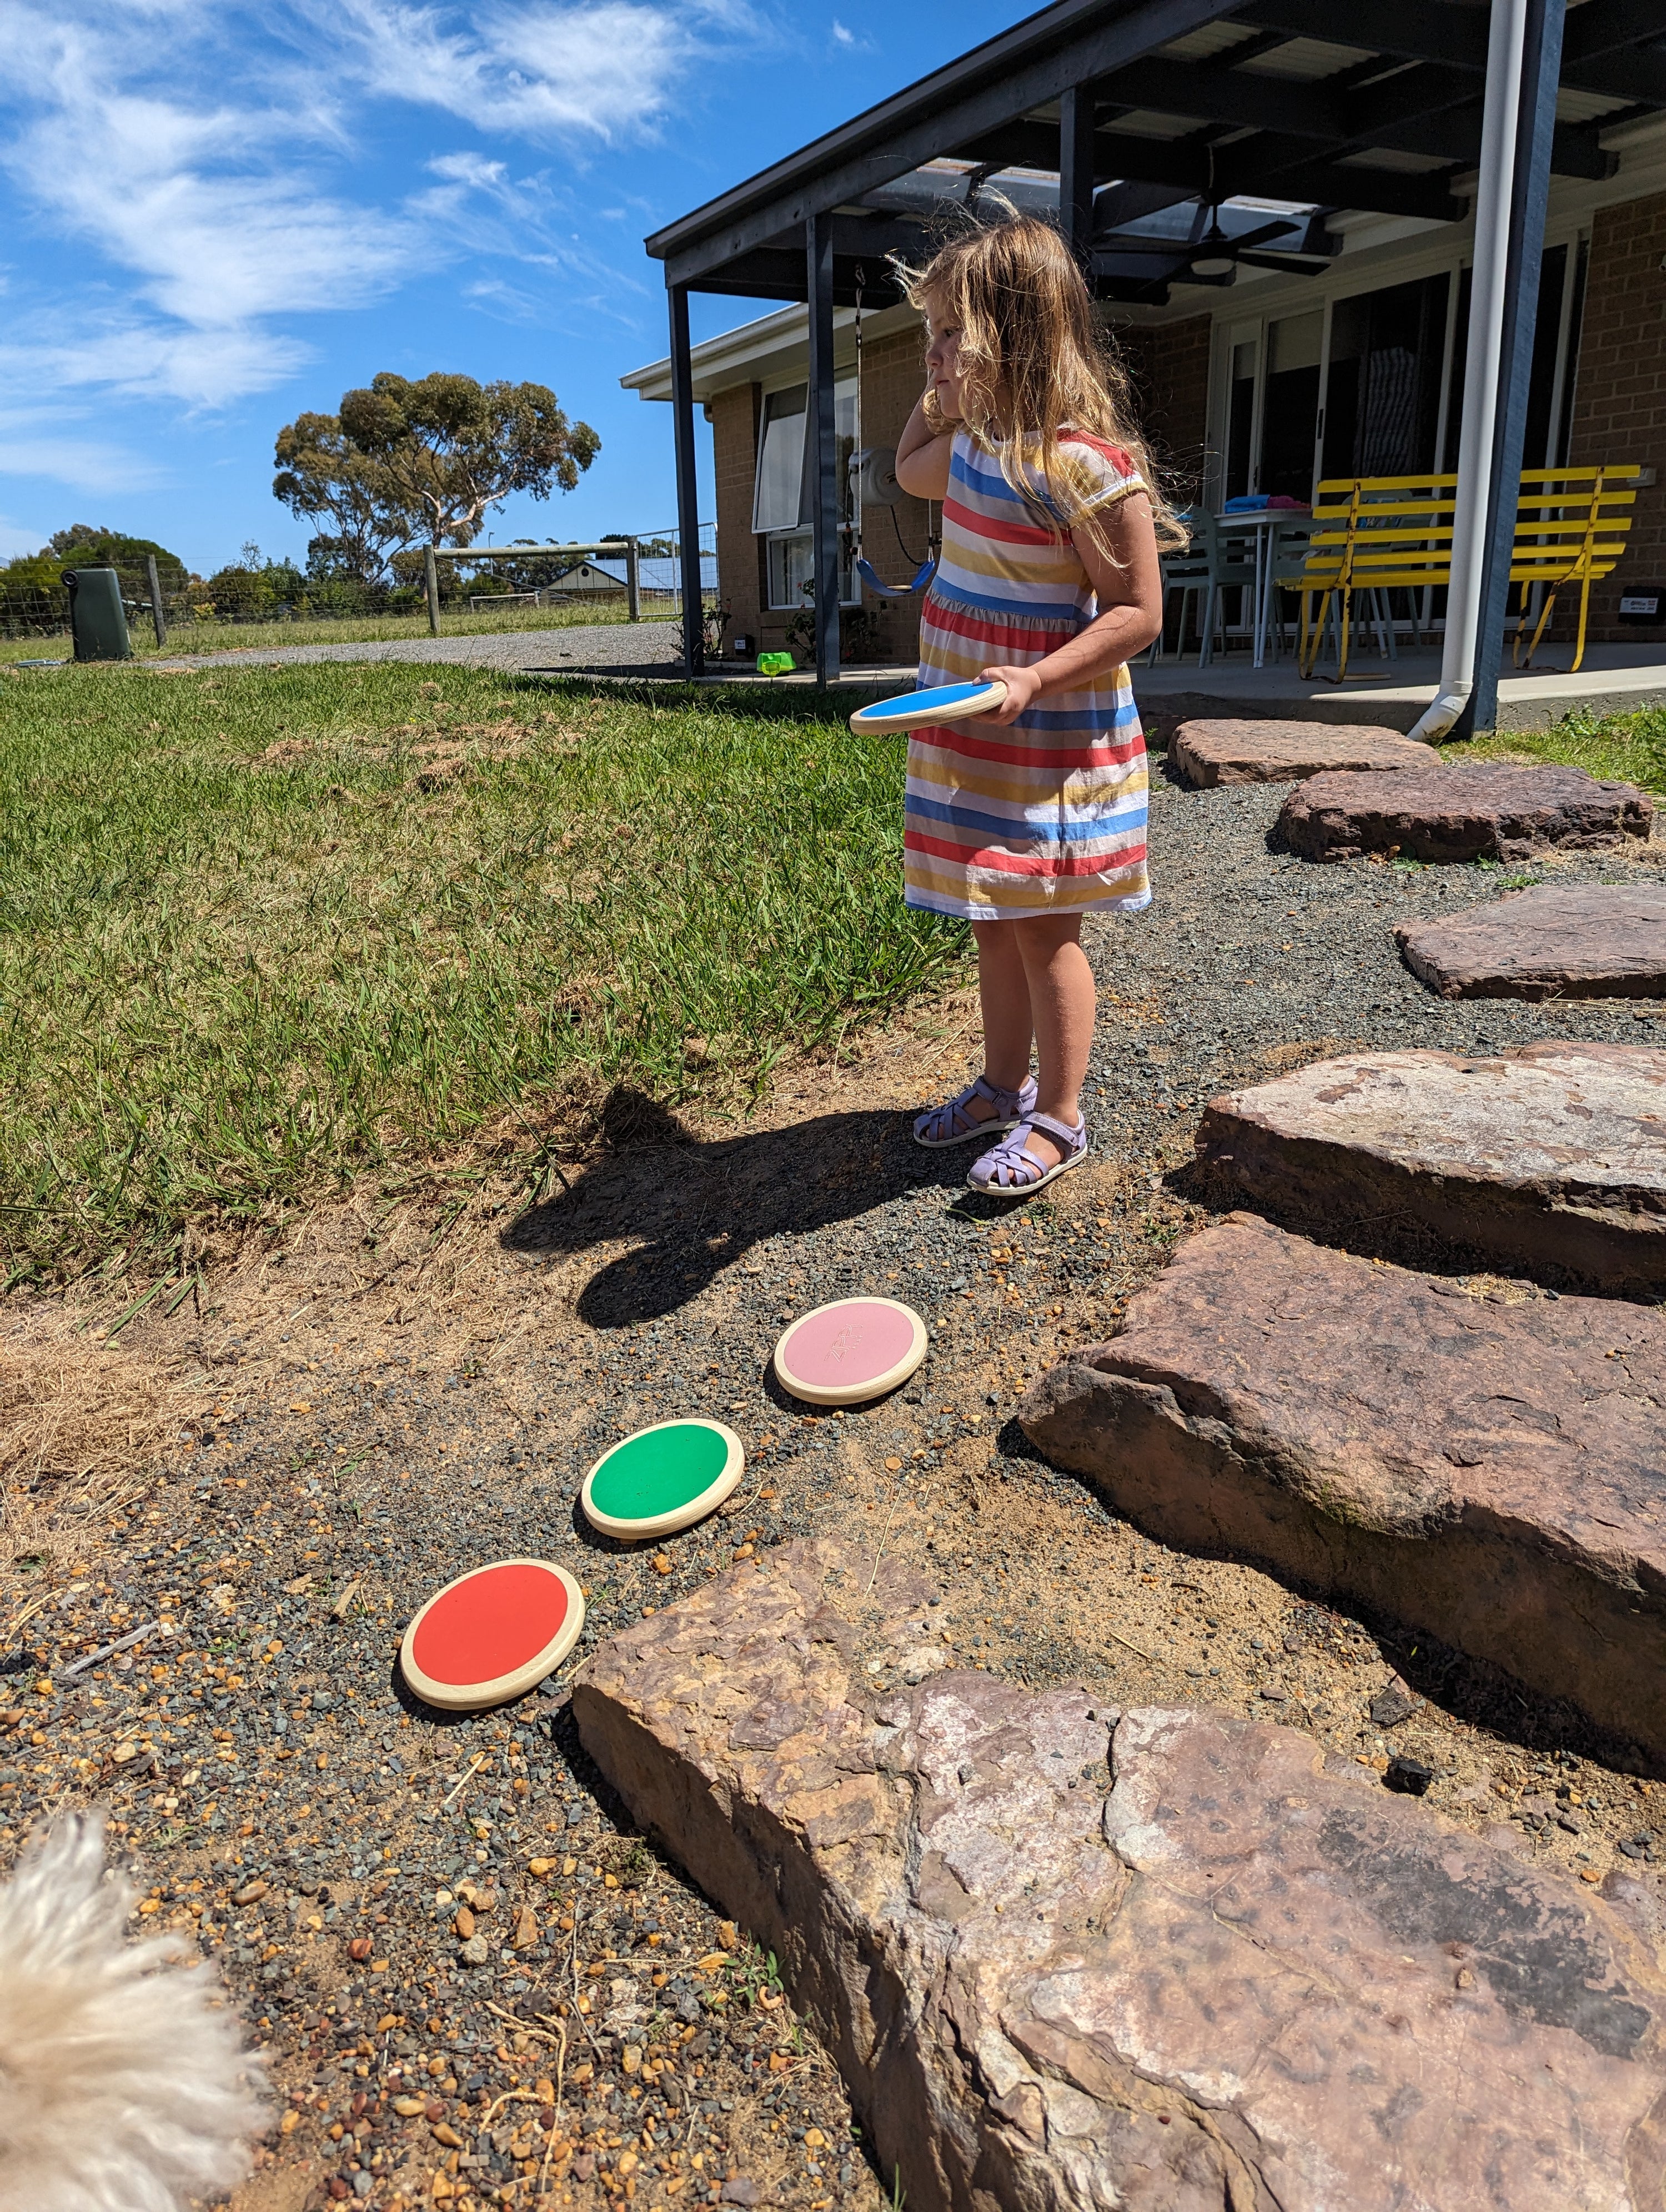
xmin=923 ymin=579 xmax=1083 ymax=623
xmin=904 ymin=792 xmax=1148 ymax=842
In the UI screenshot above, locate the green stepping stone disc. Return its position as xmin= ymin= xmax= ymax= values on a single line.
xmin=580 ymin=1418 xmax=745 ymax=1539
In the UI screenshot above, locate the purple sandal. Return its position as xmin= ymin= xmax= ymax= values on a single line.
xmin=966 ymin=1112 xmax=1090 ymax=1195
xmin=914 ymin=1072 xmax=1037 ymax=1149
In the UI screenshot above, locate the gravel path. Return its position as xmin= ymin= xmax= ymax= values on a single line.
xmin=7 ymin=767 xmax=1665 ymax=2212
xmin=145 ymin=620 xmax=688 ymax=678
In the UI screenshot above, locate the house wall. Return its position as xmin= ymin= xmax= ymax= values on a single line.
xmin=707 ymin=324 xmax=932 ymax=665
xmin=1563 ymin=188 xmax=1666 ymax=645
xmin=709 ymin=383 xmax=764 ymax=654
xmin=849 ymin=324 xmax=932 ymax=665
xmin=1113 ymin=313 xmax=1213 ymax=512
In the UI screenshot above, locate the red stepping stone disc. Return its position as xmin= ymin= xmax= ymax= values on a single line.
xmin=772 ymin=1296 xmax=928 ymax=1405
xmin=400 ymin=1559 xmax=585 ymax=1711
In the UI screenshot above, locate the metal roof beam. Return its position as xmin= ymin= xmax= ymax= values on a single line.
xmin=1104 ymin=54 xmax=1347 ymax=137
xmin=951 ymin=114 xmax=1464 ymax=220
xmin=1095 ymin=56 xmax=1613 ymax=175
xmin=1563 ymin=0 xmax=1666 ymax=67
xmin=1240 ymin=0 xmax=1487 ymax=71
xmin=685 ymin=246 xmax=918 ymax=309
xmin=652 ymin=0 xmax=1245 ymax=286
xmin=1246 ymin=0 xmax=1666 ymax=104
xmin=1245 ymin=109 xmax=1613 ymax=182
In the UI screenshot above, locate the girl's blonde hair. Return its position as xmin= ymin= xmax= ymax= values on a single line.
xmin=900 ymin=212 xmax=1187 ymax=554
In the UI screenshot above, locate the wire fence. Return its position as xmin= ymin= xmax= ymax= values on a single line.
xmin=0 ymin=526 xmax=719 ymax=648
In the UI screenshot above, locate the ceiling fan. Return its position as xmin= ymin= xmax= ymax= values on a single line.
xmin=1182 ymin=208 xmax=1332 ymax=279
xmin=1091 ymin=207 xmax=1334 ymax=287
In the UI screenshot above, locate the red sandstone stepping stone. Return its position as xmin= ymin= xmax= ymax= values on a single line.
xmin=1195 ymin=1040 xmax=1666 ymax=1289
xmin=1171 ymin=717 xmax=1432 ymax=787
xmin=1277 ymin=759 xmax=1653 ymax=863
xmin=1396 ymin=882 xmax=1666 ymax=1000
xmin=574 ymin=1537 xmax=1666 ymax=2211
xmin=1020 ymin=1214 xmax=1666 ymax=1767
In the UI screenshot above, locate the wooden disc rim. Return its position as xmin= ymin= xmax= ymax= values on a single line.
xmin=580 ymin=1418 xmax=746 ymax=1539
xmin=399 ymin=1559 xmax=585 ymax=1712
xmin=847 ymin=680 xmax=1007 ymax=734
xmin=772 ymin=1296 xmax=929 ymax=1405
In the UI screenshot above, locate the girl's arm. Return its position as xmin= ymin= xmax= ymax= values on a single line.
xmin=894 ymin=391 xmax=953 ymax=501
xmin=978 ymin=492 xmax=1163 ymax=725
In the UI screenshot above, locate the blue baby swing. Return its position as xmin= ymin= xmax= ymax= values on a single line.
xmin=849 ymin=266 xmax=939 ymax=600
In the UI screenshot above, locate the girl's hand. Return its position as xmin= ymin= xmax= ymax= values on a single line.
xmin=977 ymin=663 xmax=1043 ymax=725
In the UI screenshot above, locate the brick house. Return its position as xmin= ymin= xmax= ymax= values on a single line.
xmin=626 ymin=1 xmax=1666 ymax=730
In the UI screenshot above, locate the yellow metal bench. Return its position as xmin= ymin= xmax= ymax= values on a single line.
xmin=1282 ymin=465 xmax=1640 ymax=681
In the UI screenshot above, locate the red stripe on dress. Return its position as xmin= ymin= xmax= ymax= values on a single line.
xmin=921 ymin=602 xmax=1078 ymax=657
xmin=909 ymin=726 xmax=1144 ymax=770
xmin=941 ymin=494 xmax=1061 ymax=547
xmin=905 ymin=828 xmax=1147 ymax=879
xmin=1059 ymin=434 xmax=1139 ymax=475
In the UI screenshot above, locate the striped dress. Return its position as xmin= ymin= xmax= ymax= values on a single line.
xmin=903 ymin=428 xmax=1151 ymax=922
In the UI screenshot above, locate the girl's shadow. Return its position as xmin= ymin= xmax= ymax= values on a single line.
xmin=503 ymin=1085 xmax=966 ymax=1329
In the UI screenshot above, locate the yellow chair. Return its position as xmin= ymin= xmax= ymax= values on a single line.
xmin=1510 ymin=466 xmax=1640 ymax=671
xmin=1284 ymin=474 xmax=1457 ymax=682
xmin=1283 ymin=466 xmax=1640 ymax=681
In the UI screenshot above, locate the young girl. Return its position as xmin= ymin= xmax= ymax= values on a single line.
xmin=894 ymin=214 xmax=1176 ymax=1195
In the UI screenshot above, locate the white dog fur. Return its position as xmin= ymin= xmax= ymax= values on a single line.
xmin=0 ymin=1812 xmax=266 ymax=2212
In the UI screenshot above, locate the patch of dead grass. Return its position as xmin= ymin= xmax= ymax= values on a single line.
xmin=0 ymin=1313 xmax=194 ymax=1581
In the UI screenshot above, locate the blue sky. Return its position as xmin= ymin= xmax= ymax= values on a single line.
xmin=0 ymin=1 xmax=1031 ymax=574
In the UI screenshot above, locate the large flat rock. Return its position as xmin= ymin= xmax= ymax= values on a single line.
xmin=1397 ymin=883 xmax=1666 ymax=1001
xmin=1171 ymin=716 xmax=1433 ymax=787
xmin=1020 ymin=1214 xmax=1666 ymax=1768
xmin=1276 ymin=760 xmax=1654 ymax=863
xmin=1195 ymin=1040 xmax=1666 ymax=1289
xmin=574 ymin=1537 xmax=1666 ymax=2210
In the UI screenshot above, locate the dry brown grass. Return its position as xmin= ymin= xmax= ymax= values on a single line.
xmin=0 ymin=1313 xmax=193 ymax=1585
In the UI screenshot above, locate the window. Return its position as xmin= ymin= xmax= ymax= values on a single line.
xmin=752 ymin=386 xmax=807 ymax=534
xmin=1225 ymin=334 xmax=1259 ymax=500
xmin=1261 ymin=310 xmax=1323 ymax=502
xmin=1322 ymin=274 xmax=1449 ymax=482
xmin=755 ymin=377 xmax=859 ymax=607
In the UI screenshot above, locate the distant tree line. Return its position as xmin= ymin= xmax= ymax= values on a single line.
xmin=2 ymin=369 xmax=606 ymax=624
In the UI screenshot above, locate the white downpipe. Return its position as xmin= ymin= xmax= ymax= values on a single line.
xmin=1408 ymin=0 xmax=1530 ymax=744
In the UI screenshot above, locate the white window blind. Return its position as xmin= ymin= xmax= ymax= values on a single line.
xmin=752 ymin=385 xmax=808 ymax=532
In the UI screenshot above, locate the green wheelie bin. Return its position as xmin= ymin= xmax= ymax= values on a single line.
xmin=64 ymin=566 xmax=132 ymax=661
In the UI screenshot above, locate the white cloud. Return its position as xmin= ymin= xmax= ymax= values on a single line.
xmin=321 ymin=0 xmax=757 ymax=146
xmin=0 ymin=0 xmax=750 ymax=423
xmin=0 ymin=431 xmax=168 ymax=492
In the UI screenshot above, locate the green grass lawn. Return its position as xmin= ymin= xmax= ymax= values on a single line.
xmin=0 ymin=662 xmax=960 ymax=1280
xmin=1459 ymin=701 xmax=1666 ymax=790
xmin=0 ymin=596 xmax=676 ymax=666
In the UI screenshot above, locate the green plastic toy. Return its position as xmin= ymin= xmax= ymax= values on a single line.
xmin=756 ymin=650 xmax=795 ymax=676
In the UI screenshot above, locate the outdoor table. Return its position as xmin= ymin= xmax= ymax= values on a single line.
xmin=1214 ymin=505 xmax=1311 ymax=668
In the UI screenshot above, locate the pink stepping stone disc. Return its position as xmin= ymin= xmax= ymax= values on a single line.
xmin=773 ymin=1296 xmax=928 ymax=1405
xmin=400 ymin=1559 xmax=585 ymax=1711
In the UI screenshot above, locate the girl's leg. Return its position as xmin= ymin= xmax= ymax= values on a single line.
xmin=974 ymin=919 xmax=1034 ymax=1097
xmin=1012 ymin=913 xmax=1095 ymax=1167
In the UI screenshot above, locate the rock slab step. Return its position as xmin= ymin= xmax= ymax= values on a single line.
xmin=1396 ymin=882 xmax=1666 ymax=1001
xmin=1019 ymin=1214 xmax=1666 ymax=1767
xmin=573 ymin=1537 xmax=1666 ymax=2211
xmin=1171 ymin=716 xmax=1433 ymax=787
xmin=1276 ymin=760 xmax=1653 ymax=862
xmin=1195 ymin=1040 xmax=1666 ymax=1289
